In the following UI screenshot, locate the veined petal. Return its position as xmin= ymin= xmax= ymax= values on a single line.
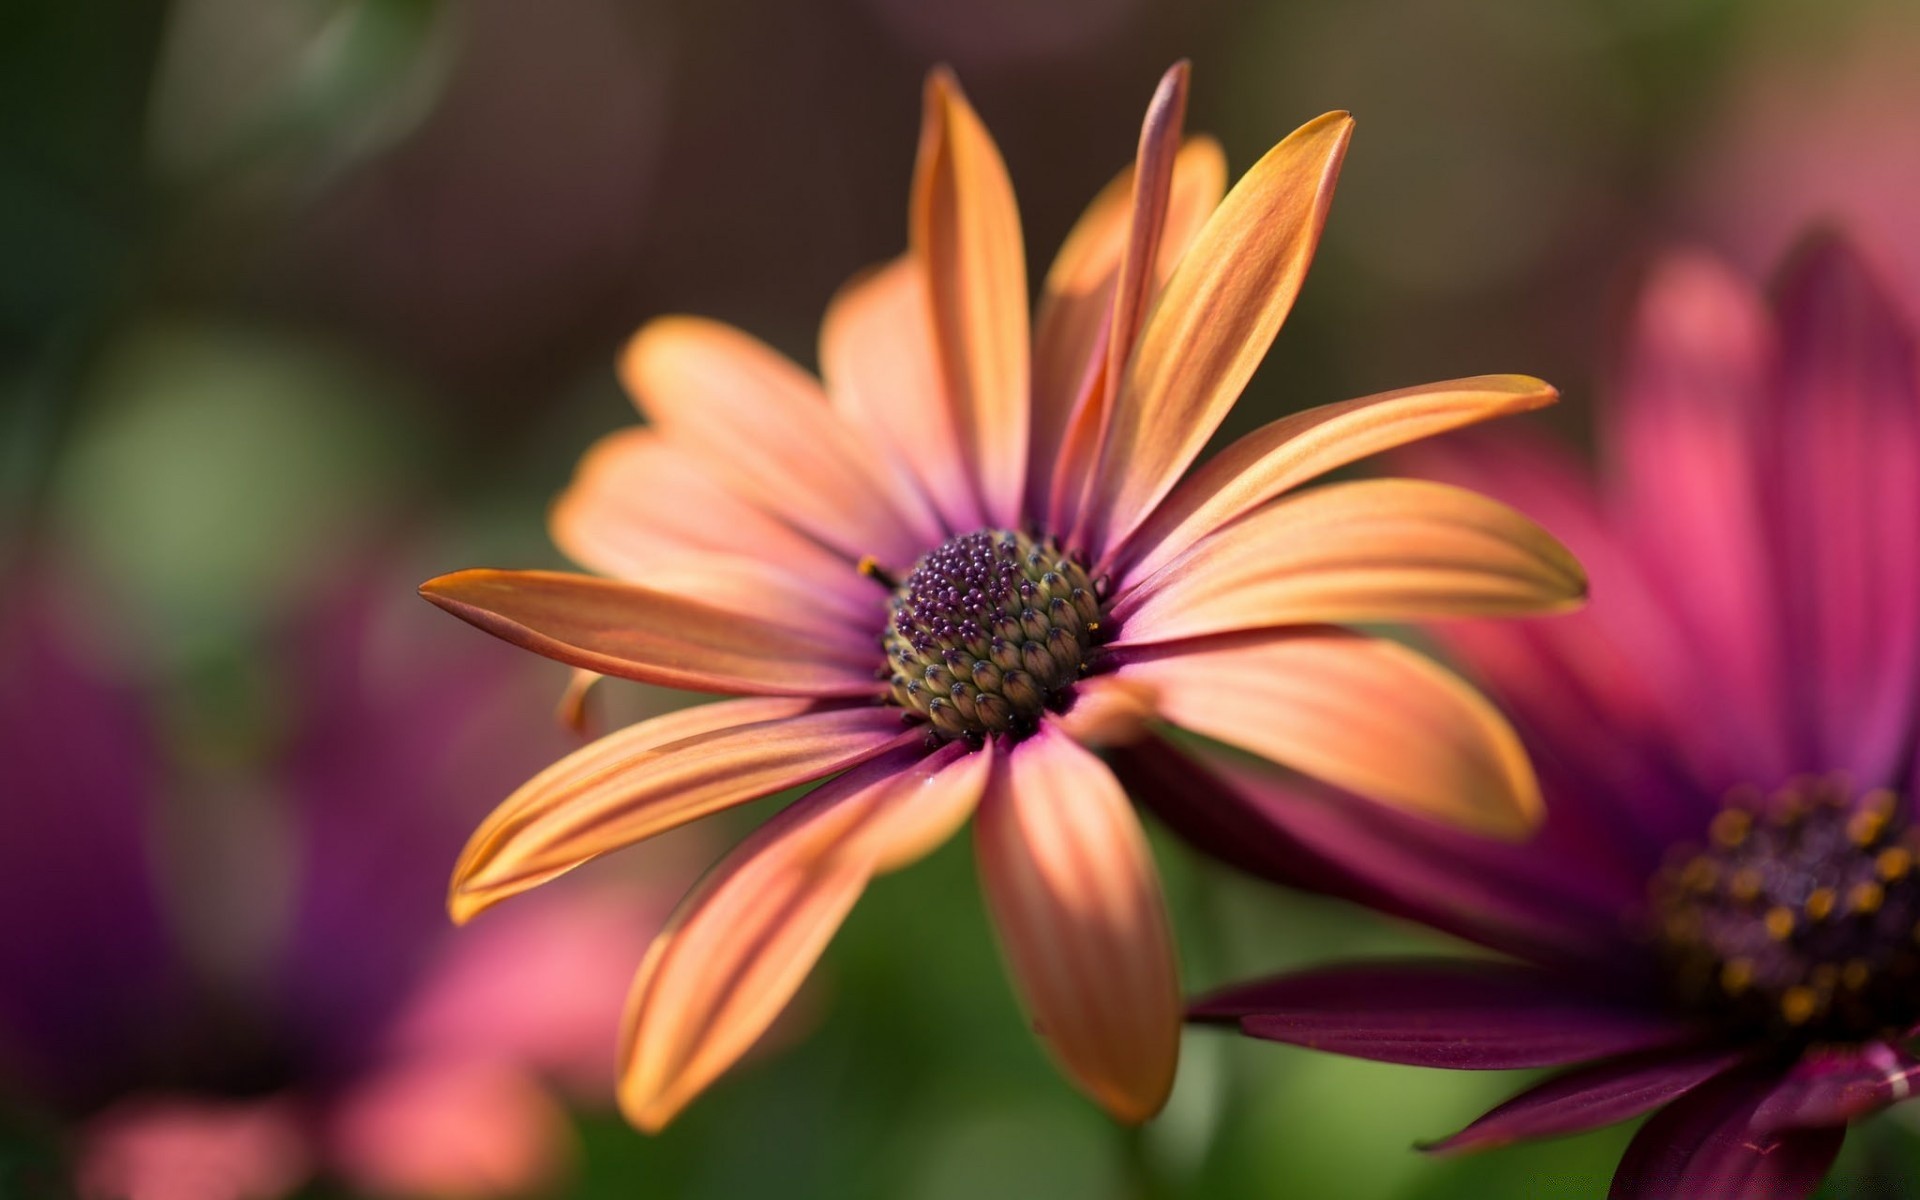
xmin=975 ymin=729 xmax=1181 ymax=1123
xmin=1765 ymin=237 xmax=1920 ymax=784
xmin=1048 ymin=66 xmax=1215 ymax=540
xmin=820 ymin=256 xmax=984 ymax=532
xmin=1085 ymin=111 xmax=1353 ymax=559
xmin=1606 ymin=253 xmax=1793 ymax=784
xmin=1031 ymin=136 xmax=1226 ymax=523
xmin=618 ymin=742 xmax=993 ymax=1131
xmin=1119 ymin=629 xmax=1541 ymax=838
xmin=1110 ymin=479 xmax=1586 ymax=645
xmin=912 ymin=69 xmax=1029 ymax=528
xmin=1112 ymin=376 xmax=1558 ymax=587
xmin=552 ymin=429 xmax=877 ymax=630
xmin=420 ymin=570 xmax=882 ymax=697
xmin=449 ymin=702 xmax=909 ymax=923
xmin=1611 ymin=1064 xmax=1842 ymax=1200
xmin=1423 ymin=1045 xmax=1747 ymax=1155
xmin=620 ymin=317 xmax=942 ymax=565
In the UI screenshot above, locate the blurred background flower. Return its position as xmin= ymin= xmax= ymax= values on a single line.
xmin=5 ymin=0 xmax=1920 ymax=1196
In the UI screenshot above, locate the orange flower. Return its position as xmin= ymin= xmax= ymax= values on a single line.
xmin=422 ymin=62 xmax=1585 ymax=1130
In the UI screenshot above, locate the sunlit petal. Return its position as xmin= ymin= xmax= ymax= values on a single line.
xmin=620 ymin=317 xmax=943 ymax=564
xmin=912 ymin=69 xmax=1030 ymax=528
xmin=820 ymin=256 xmax=985 ymax=532
xmin=618 ymin=743 xmax=992 ymax=1130
xmin=420 ymin=569 xmax=883 ymax=697
xmin=1113 ymin=375 xmax=1558 ymax=586
xmin=1085 ymin=111 xmax=1353 ymax=558
xmin=975 ymin=729 xmax=1180 ymax=1123
xmin=449 ymin=701 xmax=908 ymax=922
xmin=1030 ymin=136 xmax=1225 ymax=525
xmin=1121 ymin=630 xmax=1540 ymax=837
xmin=1111 ymin=479 xmax=1585 ymax=644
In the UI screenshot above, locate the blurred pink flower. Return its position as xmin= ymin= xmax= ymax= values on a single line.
xmin=1173 ymin=236 xmax=1920 ymax=1199
xmin=0 ymin=551 xmax=693 ymax=1199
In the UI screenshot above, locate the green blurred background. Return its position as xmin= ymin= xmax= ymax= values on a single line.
xmin=6 ymin=0 xmax=1920 ymax=1196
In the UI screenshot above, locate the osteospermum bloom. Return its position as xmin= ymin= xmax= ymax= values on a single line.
xmin=421 ymin=63 xmax=1586 ymax=1129
xmin=1184 ymin=238 xmax=1920 ymax=1197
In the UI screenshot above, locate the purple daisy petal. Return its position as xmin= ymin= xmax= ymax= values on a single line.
xmin=1423 ymin=1044 xmax=1749 ymax=1155
xmin=1752 ymin=1042 xmax=1920 ymax=1134
xmin=1764 ymin=236 xmax=1920 ymax=786
xmin=1117 ymin=735 xmax=1649 ymax=978
xmin=1194 ymin=959 xmax=1697 ymax=1070
xmin=1610 ymin=1062 xmax=1844 ymax=1200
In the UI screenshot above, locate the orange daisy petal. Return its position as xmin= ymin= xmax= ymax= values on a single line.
xmin=420 ymin=569 xmax=883 ymax=696
xmin=1110 ymin=479 xmax=1586 ymax=644
xmin=449 ymin=700 xmax=909 ymax=922
xmin=1111 ymin=375 xmax=1559 ymax=587
xmin=974 ymin=729 xmax=1181 ymax=1123
xmin=1085 ymin=111 xmax=1353 ymax=558
xmin=1031 ymin=135 xmax=1226 ymax=490
xmin=1049 ymin=76 xmax=1230 ymax=540
xmin=618 ymin=741 xmax=994 ymax=1131
xmin=619 ymin=317 xmax=943 ymax=565
xmin=820 ymin=256 xmax=985 ymax=533
xmin=1121 ymin=630 xmax=1542 ymax=838
xmin=911 ymin=68 xmax=1031 ymax=529
xmin=1048 ymin=674 xmax=1159 ymax=749
xmin=552 ymin=428 xmax=873 ymax=621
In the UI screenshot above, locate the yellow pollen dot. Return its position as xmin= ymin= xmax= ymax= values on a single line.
xmin=1710 ymin=809 xmax=1752 ymax=848
xmin=1879 ymin=847 xmax=1914 ymax=881
xmin=1842 ymin=959 xmax=1873 ymax=991
xmin=1811 ymin=963 xmax=1839 ymax=990
xmin=1730 ymin=869 xmax=1764 ymax=903
xmin=1764 ymin=907 xmax=1796 ymax=940
xmin=1849 ymin=807 xmax=1891 ymax=846
xmin=1863 ymin=788 xmax=1899 ymax=817
xmin=1805 ymin=887 xmax=1836 ymax=921
xmin=1719 ymin=959 xmax=1754 ymax=996
xmin=1780 ymin=986 xmax=1820 ymax=1026
xmin=1850 ymin=881 xmax=1886 ymax=915
xmin=1681 ymin=858 xmax=1720 ymax=892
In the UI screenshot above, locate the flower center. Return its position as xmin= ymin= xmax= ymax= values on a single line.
xmin=880 ymin=530 xmax=1101 ymax=742
xmin=1651 ymin=780 xmax=1920 ymax=1043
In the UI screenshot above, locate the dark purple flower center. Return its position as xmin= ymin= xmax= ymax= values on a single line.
xmin=1652 ymin=779 xmax=1920 ymax=1043
xmin=879 ymin=530 xmax=1101 ymax=742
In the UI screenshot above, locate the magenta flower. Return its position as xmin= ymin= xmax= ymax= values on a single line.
xmin=0 ymin=557 xmax=685 ymax=1200
xmin=1149 ymin=237 xmax=1920 ymax=1198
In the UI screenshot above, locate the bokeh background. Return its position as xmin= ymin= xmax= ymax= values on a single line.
xmin=6 ymin=0 xmax=1920 ymax=1196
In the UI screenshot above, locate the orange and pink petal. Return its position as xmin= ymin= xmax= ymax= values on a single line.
xmin=1082 ymin=110 xmax=1352 ymax=558
xmin=420 ymin=569 xmax=883 ymax=697
xmin=1112 ymin=375 xmax=1558 ymax=588
xmin=449 ymin=700 xmax=911 ymax=922
xmin=1117 ymin=628 xmax=1540 ymax=837
xmin=618 ymin=742 xmax=993 ymax=1130
xmin=620 ymin=316 xmax=944 ymax=564
xmin=1110 ymin=478 xmax=1585 ymax=646
xmin=911 ymin=71 xmax=1030 ymax=529
xmin=974 ymin=728 xmax=1180 ymax=1123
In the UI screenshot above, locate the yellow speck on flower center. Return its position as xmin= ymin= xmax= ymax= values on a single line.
xmin=881 ymin=530 xmax=1101 ymax=742
xmin=1652 ymin=779 xmax=1920 ymax=1042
